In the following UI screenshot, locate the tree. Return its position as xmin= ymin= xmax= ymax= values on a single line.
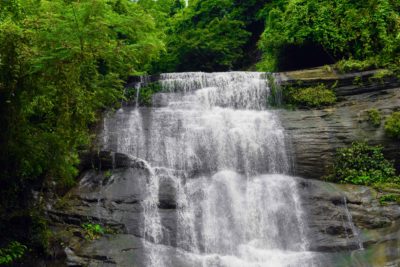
xmin=0 ymin=0 xmax=164 ymax=252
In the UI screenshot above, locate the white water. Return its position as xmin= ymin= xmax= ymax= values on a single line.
xmin=102 ymin=72 xmax=319 ymax=266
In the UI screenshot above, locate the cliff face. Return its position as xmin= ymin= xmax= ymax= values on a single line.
xmin=42 ymin=69 xmax=400 ymax=267
xmin=47 ymin=152 xmax=400 ymax=267
xmin=276 ymin=69 xmax=400 ymax=179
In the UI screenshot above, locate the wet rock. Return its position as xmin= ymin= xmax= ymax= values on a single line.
xmin=79 ymin=151 xmax=151 ymax=172
xmin=66 ymin=234 xmax=206 ymax=267
xmin=299 ymin=179 xmax=400 ymax=252
xmin=277 ymin=68 xmax=400 ymax=96
xmin=51 ymin=160 xmax=400 ymax=253
xmin=50 ymin=162 xmax=180 ymax=247
xmin=279 ymin=87 xmax=400 ymax=179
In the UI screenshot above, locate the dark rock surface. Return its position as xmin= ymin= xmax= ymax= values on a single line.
xmin=279 ymin=87 xmax=400 ymax=179
xmin=47 ymin=153 xmax=400 ymax=266
xmin=49 ymin=156 xmax=181 ymax=246
xmin=299 ymin=179 xmax=400 ymax=253
xmin=79 ymin=151 xmax=151 ymax=172
xmin=276 ymin=68 xmax=400 ymax=96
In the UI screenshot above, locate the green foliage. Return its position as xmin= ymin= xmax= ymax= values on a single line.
xmin=266 ymin=74 xmax=283 ymax=107
xmin=1 ymin=0 xmax=399 ymax=258
xmin=385 ymin=112 xmax=400 ymax=139
xmin=0 ymin=0 xmax=164 ymax=254
xmin=371 ymin=69 xmax=395 ymax=80
xmin=81 ymin=223 xmax=105 ymax=240
xmin=367 ymin=109 xmax=382 ymax=127
xmin=335 ymin=59 xmax=379 ymax=73
xmin=379 ymin=194 xmax=400 ymax=205
xmin=258 ymin=0 xmax=400 ymax=71
xmin=29 ymin=210 xmax=52 ymax=253
xmin=104 ymin=170 xmax=112 ymax=179
xmin=158 ymin=0 xmax=249 ymax=71
xmin=284 ymin=84 xmax=336 ymax=108
xmin=139 ymin=83 xmax=163 ymax=106
xmin=154 ymin=0 xmax=271 ymax=72
xmin=328 ymin=142 xmax=399 ymax=185
xmin=0 ymin=241 xmax=27 ymax=265
xmin=0 ymin=0 xmax=163 ymax=186
xmin=373 ymin=182 xmax=400 ymax=193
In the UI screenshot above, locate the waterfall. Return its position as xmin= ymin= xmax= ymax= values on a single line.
xmin=102 ymin=72 xmax=320 ymax=266
xmin=343 ymin=197 xmax=364 ymax=250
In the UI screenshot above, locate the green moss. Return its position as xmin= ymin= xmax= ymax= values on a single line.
xmin=335 ymin=59 xmax=379 ymax=73
xmin=352 ymin=76 xmax=364 ymax=86
xmin=279 ymin=67 xmax=338 ymax=80
xmin=284 ymin=84 xmax=336 ymax=108
xmin=371 ymin=69 xmax=394 ymax=80
xmin=367 ymin=109 xmax=382 ymax=127
xmin=385 ymin=112 xmax=400 ymax=139
xmin=54 ymin=195 xmax=73 ymax=210
xmin=373 ymin=182 xmax=400 ymax=193
xmin=379 ymin=194 xmax=400 ymax=205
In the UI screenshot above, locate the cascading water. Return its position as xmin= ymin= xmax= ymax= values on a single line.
xmin=102 ymin=72 xmax=321 ymax=266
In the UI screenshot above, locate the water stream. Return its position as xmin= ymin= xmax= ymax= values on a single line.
xmin=103 ymin=72 xmax=321 ymax=266
xmin=343 ymin=197 xmax=364 ymax=251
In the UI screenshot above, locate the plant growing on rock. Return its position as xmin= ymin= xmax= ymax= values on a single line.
xmin=82 ymin=223 xmax=105 ymax=240
xmin=385 ymin=112 xmax=400 ymax=139
xmin=379 ymin=194 xmax=400 ymax=205
xmin=371 ymin=69 xmax=394 ymax=80
xmin=328 ymin=142 xmax=399 ymax=186
xmin=367 ymin=109 xmax=381 ymax=127
xmin=335 ymin=59 xmax=379 ymax=73
xmin=284 ymin=84 xmax=336 ymax=108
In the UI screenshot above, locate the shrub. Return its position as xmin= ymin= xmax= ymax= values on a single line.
xmin=284 ymin=84 xmax=336 ymax=108
xmin=328 ymin=142 xmax=399 ymax=185
xmin=385 ymin=112 xmax=400 ymax=139
xmin=367 ymin=109 xmax=381 ymax=127
xmin=0 ymin=241 xmax=27 ymax=265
